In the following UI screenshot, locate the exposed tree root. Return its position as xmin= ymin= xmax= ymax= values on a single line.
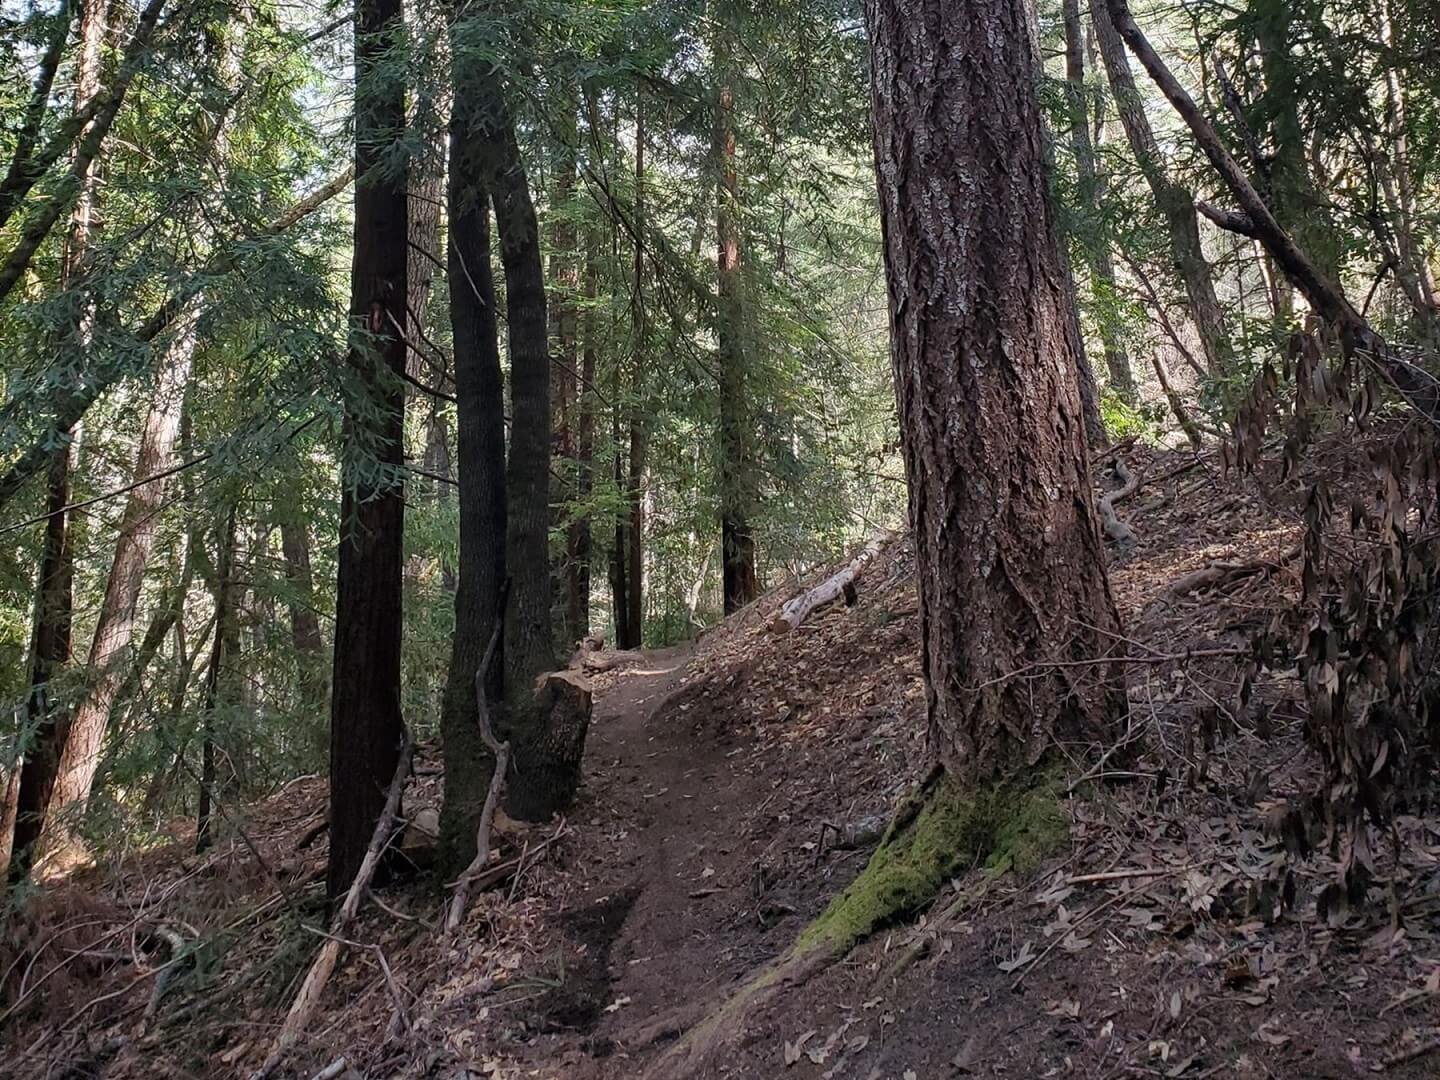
xmin=641 ymin=767 xmax=1067 ymax=1077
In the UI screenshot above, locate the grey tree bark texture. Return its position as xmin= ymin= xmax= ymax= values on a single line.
xmin=864 ymin=0 xmax=1127 ymax=780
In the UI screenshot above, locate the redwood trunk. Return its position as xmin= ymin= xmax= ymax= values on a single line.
xmin=866 ymin=0 xmax=1126 ymax=778
xmin=715 ymin=28 xmax=759 ymax=614
xmin=436 ymin=40 xmax=507 ymax=875
xmin=328 ymin=0 xmax=409 ymax=901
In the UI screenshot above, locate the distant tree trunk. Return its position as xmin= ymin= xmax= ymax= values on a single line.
xmin=714 ymin=22 xmax=759 ymax=614
xmin=1089 ymin=0 xmax=1231 ymax=379
xmin=866 ymin=0 xmax=1126 ymax=778
xmin=280 ymin=521 xmax=323 ymax=657
xmin=406 ymin=103 xmax=444 ymax=384
xmin=9 ymin=0 xmax=108 ymax=881
xmin=566 ymin=231 xmax=599 ymax=643
xmin=328 ymin=0 xmax=409 ymax=901
xmin=1064 ymin=0 xmax=1135 ymax=403
xmin=436 ymin=36 xmax=507 ymax=875
xmin=549 ymin=90 xmax=581 ymax=646
xmin=626 ymin=97 xmax=647 ymax=646
xmin=610 ymin=423 xmax=632 ymax=647
xmin=196 ymin=503 xmax=238 ymax=852
xmin=37 ymin=321 xmax=195 ymax=864
xmin=0 ymin=765 xmax=18 ymax=881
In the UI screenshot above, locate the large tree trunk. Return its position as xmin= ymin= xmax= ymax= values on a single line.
xmin=1064 ymin=0 xmax=1135 ymax=403
xmin=866 ymin=0 xmax=1126 ymax=779
xmin=436 ymin=36 xmax=507 ymax=876
xmin=484 ymin=82 xmax=571 ymax=820
xmin=1088 ymin=0 xmax=1231 ymax=379
xmin=714 ymin=21 xmax=759 ymax=614
xmin=328 ymin=0 xmax=409 ymax=901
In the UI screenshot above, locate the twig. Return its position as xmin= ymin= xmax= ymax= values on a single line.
xmin=445 ymin=593 xmax=510 ymax=934
xmin=1066 ymin=865 xmax=1197 ymax=885
xmin=310 ymin=1058 xmax=349 ymax=1080
xmin=251 ymin=727 xmax=415 ymax=1080
xmin=1382 ymin=1035 xmax=1440 ymax=1069
xmin=1011 ymin=873 xmax=1182 ymax=989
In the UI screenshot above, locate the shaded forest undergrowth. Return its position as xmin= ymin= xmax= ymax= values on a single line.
xmin=4 ymin=433 xmax=1440 ymax=1079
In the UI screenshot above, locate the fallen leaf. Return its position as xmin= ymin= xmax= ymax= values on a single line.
xmin=997 ymin=940 xmax=1035 ymax=973
xmin=603 ymin=995 xmax=632 ymax=1014
xmin=783 ymin=1030 xmax=816 ymax=1066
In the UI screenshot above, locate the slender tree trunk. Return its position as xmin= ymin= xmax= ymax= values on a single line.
xmin=280 ymin=521 xmax=323 ymax=657
xmin=1064 ymin=0 xmax=1135 ymax=403
xmin=714 ymin=19 xmax=759 ymax=614
xmin=1089 ymin=0 xmax=1231 ymax=378
xmin=37 ymin=320 xmax=196 ymax=864
xmin=866 ymin=0 xmax=1126 ymax=778
xmin=549 ymin=89 xmax=581 ymax=646
xmin=566 ymin=231 xmax=599 ymax=642
xmin=196 ymin=504 xmax=238 ymax=852
xmin=436 ymin=34 xmax=507 ymax=875
xmin=9 ymin=0 xmax=106 ymax=882
xmin=626 ymin=97 xmax=646 ymax=645
xmin=328 ymin=0 xmax=409 ymax=901
xmin=9 ymin=446 xmax=76 ymax=883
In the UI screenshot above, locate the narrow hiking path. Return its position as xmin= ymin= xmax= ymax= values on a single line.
xmin=530 ymin=644 xmax=777 ymax=1073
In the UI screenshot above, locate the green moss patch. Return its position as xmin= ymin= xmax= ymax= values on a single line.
xmin=795 ymin=768 xmax=1066 ymax=956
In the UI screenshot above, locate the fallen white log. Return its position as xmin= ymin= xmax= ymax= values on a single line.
xmin=770 ymin=536 xmax=885 ymax=634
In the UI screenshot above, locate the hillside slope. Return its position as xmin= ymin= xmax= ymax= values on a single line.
xmin=3 ymin=438 xmax=1438 ymax=1079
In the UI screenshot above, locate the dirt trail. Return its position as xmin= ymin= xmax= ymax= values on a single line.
xmin=539 ymin=645 xmax=778 ymax=1070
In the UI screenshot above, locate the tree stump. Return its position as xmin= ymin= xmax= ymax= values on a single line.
xmin=505 ymin=670 xmax=594 ymax=821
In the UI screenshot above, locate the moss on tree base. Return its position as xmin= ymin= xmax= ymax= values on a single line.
xmin=795 ymin=766 xmax=1067 ymax=956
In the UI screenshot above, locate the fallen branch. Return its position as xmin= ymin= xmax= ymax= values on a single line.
xmin=445 ymin=607 xmax=509 ymax=934
xmin=1097 ymin=459 xmax=1141 ymax=549
xmin=1167 ymin=545 xmax=1299 ymax=598
xmin=251 ymin=727 xmax=415 ymax=1080
xmin=771 ymin=534 xmax=885 ymax=633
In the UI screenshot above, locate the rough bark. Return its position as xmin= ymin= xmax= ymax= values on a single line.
xmin=1088 ymin=0 xmax=1231 ymax=379
xmin=436 ymin=38 xmax=507 ymax=876
xmin=715 ymin=21 xmax=759 ymax=614
xmin=328 ymin=0 xmax=409 ymax=901
xmin=479 ymin=77 xmax=566 ymax=820
xmin=1064 ymin=0 xmax=1135 ymax=403
xmin=866 ymin=0 xmax=1127 ymax=779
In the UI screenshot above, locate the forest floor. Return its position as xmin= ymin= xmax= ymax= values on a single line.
xmin=4 ymin=434 xmax=1440 ymax=1079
